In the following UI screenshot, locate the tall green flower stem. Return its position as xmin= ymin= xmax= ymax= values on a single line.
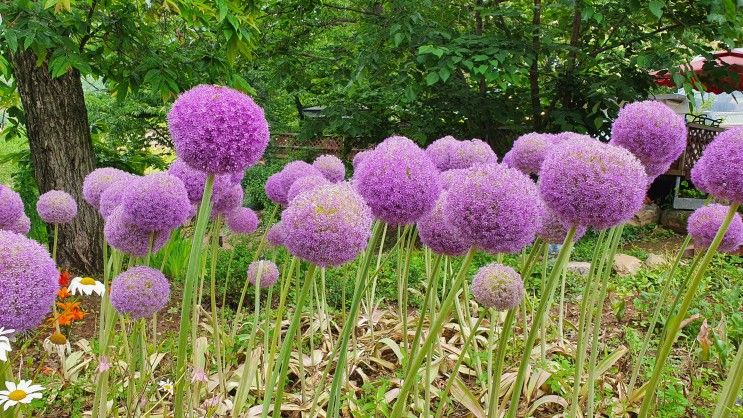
xmin=263 ymin=263 xmax=318 ymax=418
xmin=364 ymin=223 xmax=388 ymax=339
xmin=488 ymin=308 xmax=516 ymax=418
xmin=639 ymin=203 xmax=741 ymax=417
xmin=408 ymin=254 xmax=442 ymax=366
xmin=206 ymin=216 xmax=227 ymax=395
xmin=505 ymin=228 xmax=577 ymax=418
xmin=263 ymin=257 xmax=296 ymax=391
xmin=539 ymin=243 xmax=549 ymax=361
xmin=568 ymin=228 xmax=609 ymax=417
xmin=586 ymin=225 xmax=624 ymax=417
xmin=173 ymin=174 xmax=215 ymax=418
xmin=627 ymin=233 xmax=693 ymax=396
xmin=390 ymin=248 xmax=475 ymax=417
xmin=326 ymin=222 xmax=386 ymax=418
xmin=712 ymin=340 xmax=743 ymax=418
xmin=557 ymin=263 xmax=567 ymax=345
xmin=232 ymin=268 xmax=263 ymax=418
xmin=397 ymin=227 xmax=417 ymax=365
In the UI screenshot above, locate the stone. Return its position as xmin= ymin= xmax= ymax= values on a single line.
xmin=613 ymin=254 xmax=643 ymax=276
xmin=566 ymin=261 xmax=592 ymax=276
xmin=644 ymin=253 xmax=669 ymax=269
xmin=630 ymin=203 xmax=661 ymax=227
xmin=660 ymin=209 xmax=692 ymax=234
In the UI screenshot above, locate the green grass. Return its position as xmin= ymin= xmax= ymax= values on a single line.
xmin=0 ymin=137 xmax=28 ymax=186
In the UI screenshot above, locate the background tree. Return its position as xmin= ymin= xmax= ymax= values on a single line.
xmin=0 ymin=0 xmax=259 ymax=272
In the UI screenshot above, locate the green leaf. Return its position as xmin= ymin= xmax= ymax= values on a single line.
xmin=649 ymin=0 xmax=664 ymax=19
xmin=425 ymin=72 xmax=439 ymax=86
xmin=438 ymin=67 xmax=451 ymax=82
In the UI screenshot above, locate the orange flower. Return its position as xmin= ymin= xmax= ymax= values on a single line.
xmin=57 ymin=287 xmax=71 ymax=299
xmin=59 ymin=270 xmax=71 ymax=288
xmin=55 ymin=301 xmax=86 ymax=326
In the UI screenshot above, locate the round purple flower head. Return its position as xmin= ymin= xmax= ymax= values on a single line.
xmin=110 ymin=266 xmax=170 ymax=319
xmin=167 ymin=85 xmax=270 ymax=174
xmin=417 ymin=192 xmax=470 ymax=256
xmin=550 ymin=132 xmax=593 ymax=145
xmin=426 ymin=136 xmax=459 ymax=171
xmin=445 ymin=164 xmax=543 ymax=254
xmin=687 ymin=204 xmax=743 ymax=253
xmin=265 ymin=172 xmax=284 ymax=205
xmin=83 ymin=168 xmax=132 ymax=210
xmin=690 ymin=127 xmax=743 ymax=203
xmin=538 ymin=207 xmax=588 ymax=244
xmin=247 ymin=260 xmax=280 ymax=288
xmin=313 ymin=155 xmax=346 ymax=182
xmin=287 ymin=175 xmax=331 ymax=203
xmin=539 ymin=140 xmax=647 ymax=230
xmin=226 ymin=207 xmax=259 ymax=235
xmin=267 ymin=161 xmax=323 ymax=206
xmin=98 ymin=179 xmax=136 ymax=219
xmin=266 ymin=222 xmax=286 ymax=247
xmin=36 ymin=190 xmax=77 ymax=225
xmin=470 ymin=263 xmax=524 ymax=311
xmin=450 ymin=139 xmax=497 ymax=169
xmin=167 ymin=159 xmax=242 ymax=204
xmin=120 ymin=173 xmax=191 ymax=231
xmin=7 ymin=213 xmax=30 ymax=235
xmin=281 ymin=182 xmax=373 ymax=267
xmin=0 ymin=185 xmax=24 ymax=227
xmin=0 ymin=230 xmax=58 ymax=332
xmin=353 ymin=136 xmax=442 ymax=225
xmin=440 ymin=169 xmax=468 ymax=190
xmin=610 ymin=100 xmax=687 ymax=174
xmin=212 ymin=184 xmax=244 ymax=216
xmin=352 ymin=150 xmax=371 ymax=170
xmin=104 ymin=207 xmax=170 ymax=257
xmin=502 ymin=133 xmax=553 ymax=175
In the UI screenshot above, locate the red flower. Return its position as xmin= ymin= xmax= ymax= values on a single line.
xmin=59 ymin=270 xmax=71 ymax=288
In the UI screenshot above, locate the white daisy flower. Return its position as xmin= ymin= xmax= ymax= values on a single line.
xmin=43 ymin=332 xmax=71 ymax=357
xmin=0 ymin=328 xmax=14 ymax=362
xmin=158 ymin=379 xmax=174 ymax=395
xmin=0 ymin=380 xmax=44 ymax=410
xmin=68 ymin=276 xmax=105 ymax=296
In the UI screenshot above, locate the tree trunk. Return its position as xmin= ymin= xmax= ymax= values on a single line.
xmin=10 ymin=48 xmax=102 ymax=274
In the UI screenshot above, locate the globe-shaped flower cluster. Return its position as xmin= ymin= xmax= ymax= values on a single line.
xmin=281 ymin=182 xmax=373 ymax=266
xmin=265 ymin=161 xmax=323 ymax=206
xmin=110 ymin=266 xmax=170 ymax=319
xmin=287 ymin=175 xmax=331 ymax=203
xmin=687 ymin=204 xmax=743 ymax=253
xmin=470 ymin=263 xmax=524 ymax=311
xmin=313 ymin=155 xmax=346 ymax=183
xmin=99 ymin=178 xmax=138 ymax=219
xmin=225 ymin=207 xmax=259 ymax=235
xmin=266 ymin=222 xmax=286 ymax=247
xmin=417 ymin=192 xmax=470 ymax=256
xmin=538 ymin=207 xmax=587 ymax=244
xmin=0 ymin=230 xmax=58 ymax=332
xmin=120 ymin=173 xmax=192 ymax=232
xmin=425 ymin=136 xmax=497 ymax=171
xmin=167 ymin=158 xmax=243 ymax=204
xmin=539 ymin=139 xmax=647 ymax=230
xmin=83 ymin=167 xmax=133 ymax=210
xmin=36 ymin=190 xmax=78 ymax=225
xmin=0 ymin=185 xmax=26 ymax=231
xmin=104 ymin=207 xmax=170 ymax=257
xmin=247 ymin=260 xmax=280 ymax=288
xmin=691 ymin=127 xmax=743 ymax=204
xmin=502 ymin=132 xmax=553 ymax=175
xmin=167 ymin=85 xmax=269 ymax=174
xmin=353 ymin=136 xmax=441 ymax=225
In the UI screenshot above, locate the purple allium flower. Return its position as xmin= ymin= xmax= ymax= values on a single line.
xmin=225 ymin=207 xmax=259 ymax=235
xmin=36 ymin=190 xmax=77 ymax=225
xmin=690 ymin=127 xmax=743 ymax=203
xmin=539 ymin=140 xmax=647 ymax=230
xmin=266 ymin=161 xmax=323 ymax=206
xmin=212 ymin=184 xmax=244 ymax=216
xmin=426 ymin=136 xmax=459 ymax=171
xmin=0 ymin=185 xmax=24 ymax=227
xmin=264 ymin=172 xmax=284 ymax=205
xmin=167 ymin=85 xmax=270 ymax=174
xmin=502 ymin=133 xmax=552 ymax=175
xmin=98 ymin=179 xmax=135 ymax=219
xmin=352 ymin=150 xmax=371 ymax=169
xmin=6 ymin=213 xmax=30 ymax=235
xmin=313 ymin=155 xmax=346 ymax=182
xmin=110 ymin=266 xmax=170 ymax=319
xmin=440 ymin=169 xmax=468 ymax=190
xmin=445 ymin=164 xmax=544 ymax=254
xmin=610 ymin=101 xmax=687 ymax=173
xmin=247 ymin=260 xmax=280 ymax=288
xmin=281 ymin=183 xmax=373 ymax=266
xmin=687 ymin=204 xmax=743 ymax=253
xmin=83 ymin=168 xmax=132 ymax=210
xmin=470 ymin=263 xmax=524 ymax=311
xmin=287 ymin=175 xmax=331 ymax=203
xmin=104 ymin=207 xmax=170 ymax=257
xmin=0 ymin=230 xmax=58 ymax=332
xmin=450 ymin=139 xmax=497 ymax=169
xmin=120 ymin=173 xmax=191 ymax=232
xmin=550 ymin=132 xmax=593 ymax=145
xmin=167 ymin=159 xmax=242 ymax=204
xmin=538 ymin=207 xmax=588 ymax=244
xmin=353 ymin=136 xmax=441 ymax=225
xmin=266 ymin=222 xmax=285 ymax=247
xmin=417 ymin=192 xmax=470 ymax=256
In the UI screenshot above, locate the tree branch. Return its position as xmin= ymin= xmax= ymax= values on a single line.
xmin=592 ymin=23 xmax=683 ymax=55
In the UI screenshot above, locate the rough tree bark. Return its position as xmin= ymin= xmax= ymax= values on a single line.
xmin=10 ymin=48 xmax=102 ymax=274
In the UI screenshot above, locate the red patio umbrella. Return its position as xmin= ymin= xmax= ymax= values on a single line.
xmin=652 ymin=50 xmax=743 ymax=94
